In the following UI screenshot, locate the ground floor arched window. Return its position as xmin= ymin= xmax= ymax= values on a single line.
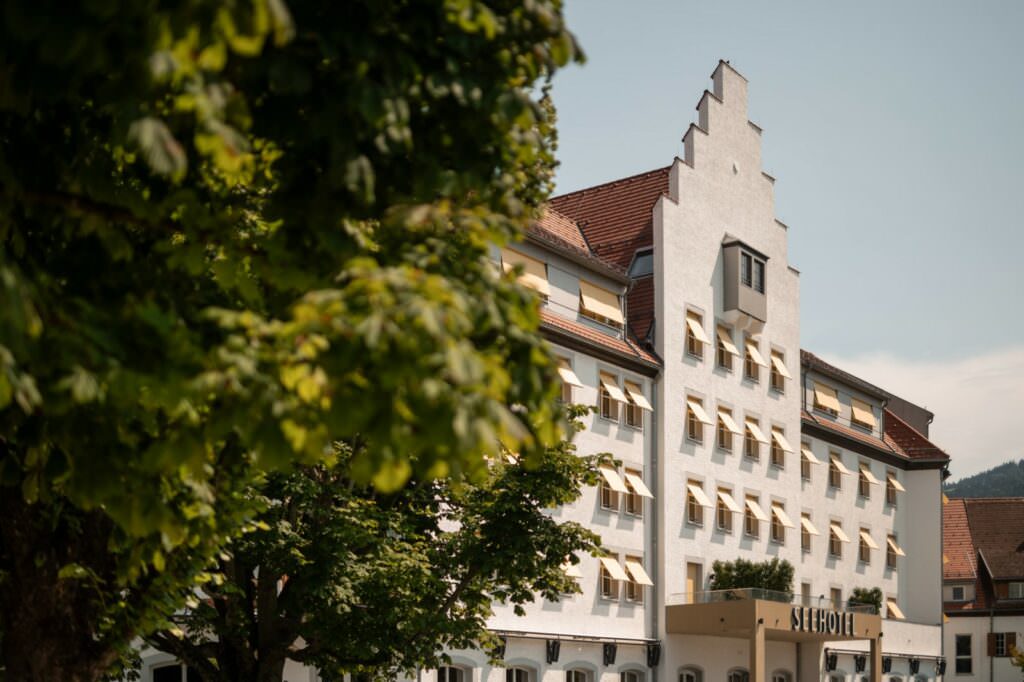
xmin=622 ymin=669 xmax=645 ymax=682
xmin=567 ymin=669 xmax=590 ymax=682
xmin=679 ymin=666 xmax=703 ymax=682
xmin=727 ymin=669 xmax=749 ymax=682
xmin=507 ymin=667 xmax=531 ymax=682
xmin=771 ymin=670 xmax=792 ymax=682
xmin=152 ymin=663 xmax=201 ymax=682
xmin=438 ymin=667 xmax=465 ymax=682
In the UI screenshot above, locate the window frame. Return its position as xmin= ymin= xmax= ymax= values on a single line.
xmin=625 ymin=399 xmax=644 ymax=429
xmin=955 ymin=634 xmax=972 ymax=674
xmin=770 ymin=508 xmax=785 ymax=545
xmin=685 ymin=311 xmax=705 ymax=360
xmin=1008 ymin=582 xmax=1024 ymax=599
xmin=716 ymin=326 xmax=735 ymax=371
xmin=769 ymin=351 xmax=786 ymax=393
xmin=600 ymin=560 xmax=619 ymax=600
xmin=801 ymin=443 xmax=812 ymax=481
xmin=718 ymin=408 xmax=734 ymax=452
xmin=744 ymin=496 xmax=760 ymax=539
xmin=770 ymin=429 xmax=786 ymax=469
xmin=439 ymin=667 xmax=466 ymax=682
xmin=828 ymin=454 xmax=843 ymax=490
xmin=600 ymin=383 xmax=619 ymax=422
xmin=801 ymin=514 xmax=812 ymax=553
xmin=679 ymin=667 xmax=702 ymax=682
xmin=744 ymin=420 xmax=761 ymax=461
xmin=600 ymin=477 xmax=619 ymax=512
xmin=885 ymin=472 xmax=898 ymax=507
xmin=858 ymin=464 xmax=872 ymax=499
xmin=859 ymin=529 xmax=872 ymax=564
xmin=623 ymin=468 xmax=644 ymax=517
xmin=829 ymin=524 xmax=844 ymax=559
xmin=687 ymin=481 xmax=705 ymax=527
xmin=716 ymin=490 xmax=734 ymax=534
xmin=624 ymin=554 xmax=645 ymax=604
xmin=744 ymin=336 xmax=761 ymax=383
xmin=686 ymin=397 xmax=705 ymax=444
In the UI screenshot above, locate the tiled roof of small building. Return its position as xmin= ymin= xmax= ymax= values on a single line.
xmin=883 ymin=410 xmax=950 ymax=462
xmin=943 ymin=498 xmax=977 ymax=581
xmin=965 ymin=498 xmax=1024 ymax=580
xmin=540 ymin=308 xmax=660 ymax=368
xmin=535 ymin=207 xmax=590 ymax=252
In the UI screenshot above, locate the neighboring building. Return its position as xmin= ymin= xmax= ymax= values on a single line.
xmin=136 ymin=62 xmax=953 ymax=682
xmin=943 ymin=498 xmax=1024 ymax=682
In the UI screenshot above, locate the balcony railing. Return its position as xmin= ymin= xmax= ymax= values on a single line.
xmin=668 ymin=588 xmax=878 ymax=614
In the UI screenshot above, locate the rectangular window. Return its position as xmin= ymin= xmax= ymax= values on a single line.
xmin=829 ymin=522 xmax=848 ymax=559
xmin=600 ymin=478 xmax=619 ymax=511
xmin=801 ymin=442 xmax=815 ymax=481
xmin=859 ymin=529 xmax=877 ymax=564
xmin=744 ymin=337 xmax=766 ymax=382
xmin=951 ymin=586 xmax=965 ymax=601
xmin=770 ymin=427 xmax=790 ymax=469
xmin=812 ymin=382 xmax=840 ymax=416
xmin=753 ymin=259 xmax=765 ymax=293
xmin=801 ymin=582 xmax=812 ymax=606
xmin=685 ymin=310 xmax=709 ymax=359
xmin=718 ymin=407 xmax=740 ymax=452
xmin=830 ymin=588 xmax=842 ymax=609
xmin=623 ymin=468 xmax=649 ymax=517
xmin=745 ymin=418 xmax=767 ymax=460
xmin=579 ymin=281 xmax=624 ymax=329
xmin=955 ymin=634 xmax=972 ymax=674
xmin=995 ymin=633 xmax=1008 ymax=657
xmin=687 ymin=480 xmax=710 ymax=526
xmin=770 ymin=503 xmax=792 ymax=545
xmin=623 ymin=381 xmax=649 ymax=429
xmin=1009 ymin=582 xmax=1024 ymax=599
xmin=556 ymin=357 xmax=582 ymax=403
xmin=769 ymin=350 xmax=789 ymax=392
xmin=858 ymin=464 xmax=874 ymax=498
xmin=599 ymin=556 xmax=627 ymax=600
xmin=717 ymin=325 xmax=738 ymax=371
xmin=851 ymin=398 xmax=876 ymax=430
xmin=745 ymin=495 xmax=767 ymax=539
xmin=801 ymin=513 xmax=817 ymax=552
xmin=829 ymin=453 xmax=850 ymax=490
xmin=599 ymin=372 xmax=626 ymax=422
xmin=886 ymin=598 xmax=905 ymax=620
xmin=741 ymin=253 xmax=752 ymax=287
xmin=624 ymin=556 xmax=650 ymax=603
xmin=886 ymin=535 xmax=905 ymax=569
xmin=687 ymin=397 xmax=712 ymax=443
xmin=885 ymin=471 xmax=903 ymax=506
xmin=717 ymin=488 xmax=738 ymax=533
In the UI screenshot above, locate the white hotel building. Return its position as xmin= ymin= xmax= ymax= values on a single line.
xmin=140 ymin=63 xmax=951 ymax=682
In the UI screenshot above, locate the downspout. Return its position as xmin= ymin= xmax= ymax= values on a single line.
xmin=649 ymin=371 xmax=659 ymax=682
xmin=989 ymin=610 xmax=994 ymax=682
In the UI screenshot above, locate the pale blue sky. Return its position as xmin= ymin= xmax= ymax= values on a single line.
xmin=550 ymin=0 xmax=1024 ymax=476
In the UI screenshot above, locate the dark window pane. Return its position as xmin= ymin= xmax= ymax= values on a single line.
xmin=956 ymin=635 xmax=971 ymax=656
xmin=629 ymin=251 xmax=654 ymax=277
xmin=753 ymin=260 xmax=765 ymax=293
xmin=186 ymin=667 xmax=203 ymax=682
xmin=741 ymin=254 xmax=752 ymax=287
xmin=153 ymin=665 xmax=181 ymax=682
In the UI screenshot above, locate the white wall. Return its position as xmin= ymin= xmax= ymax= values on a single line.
xmin=943 ymin=614 xmax=1024 ymax=682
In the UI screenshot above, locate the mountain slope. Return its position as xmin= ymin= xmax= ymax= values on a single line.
xmin=945 ymin=460 xmax=1024 ymax=499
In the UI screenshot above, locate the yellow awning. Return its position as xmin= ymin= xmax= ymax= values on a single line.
xmin=771 ymin=428 xmax=794 ymax=453
xmin=831 ymin=455 xmax=854 ymax=476
xmin=813 ymin=382 xmax=841 ymax=413
xmin=771 ymin=504 xmax=795 ymax=528
xmin=745 ymin=340 xmax=769 ymax=367
xmin=687 ymin=398 xmax=714 ymax=426
xmin=718 ymin=409 xmax=743 ymax=436
xmin=851 ymin=398 xmax=876 ymax=428
xmin=801 ymin=443 xmax=822 ymax=465
xmin=557 ymin=358 xmax=584 ymax=388
xmin=859 ymin=530 xmax=879 ymax=550
xmin=623 ymin=472 xmax=653 ymax=499
xmin=943 ymin=492 xmax=950 ymax=505
xmin=599 ymin=372 xmax=628 ymax=403
xmin=746 ymin=419 xmax=770 ymax=444
xmin=746 ymin=497 xmax=769 ymax=522
xmin=579 ymin=281 xmax=623 ymax=324
xmin=599 ymin=466 xmax=630 ymax=494
xmin=859 ymin=464 xmax=881 ymax=486
xmin=887 ymin=474 xmax=906 ymax=492
xmin=887 ymin=537 xmax=906 ymax=557
xmin=717 ymin=489 xmax=742 ymax=513
xmin=501 ymin=248 xmax=550 ymax=296
xmin=599 ymin=556 xmax=630 ymax=581
xmin=624 ymin=559 xmax=653 ymax=586
xmin=886 ymin=599 xmax=905 ymax=620
xmin=687 ymin=483 xmax=714 ymax=508
xmin=624 ymin=381 xmax=653 ymax=411
xmin=770 ymin=352 xmax=792 ymax=379
xmin=717 ymin=326 xmax=739 ymax=356
xmin=943 ymin=553 xmax=950 ymax=564
xmin=830 ymin=523 xmax=851 ymax=543
xmin=801 ymin=515 xmax=820 ymax=535
xmin=686 ymin=313 xmax=711 ymax=345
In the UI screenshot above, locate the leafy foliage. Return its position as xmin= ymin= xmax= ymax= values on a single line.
xmin=847 ymin=587 xmax=882 ymax=613
xmin=0 ymin=0 xmax=581 ymax=679
xmin=707 ymin=558 xmax=794 ymax=594
xmin=146 ymin=406 xmax=603 ymax=681
xmin=945 ymin=460 xmax=1024 ymax=499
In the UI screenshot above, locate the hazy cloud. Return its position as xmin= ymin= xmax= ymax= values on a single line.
xmin=819 ymin=346 xmax=1024 ymax=481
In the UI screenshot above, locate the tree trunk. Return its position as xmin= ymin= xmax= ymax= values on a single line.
xmin=0 ymin=497 xmax=121 ymax=682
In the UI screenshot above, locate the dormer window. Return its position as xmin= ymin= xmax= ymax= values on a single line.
xmin=579 ymin=280 xmax=624 ymax=330
xmin=629 ymin=248 xmax=654 ymax=277
xmin=501 ymin=248 xmax=550 ymax=298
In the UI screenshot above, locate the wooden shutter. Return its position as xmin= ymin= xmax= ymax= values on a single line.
xmin=987 ymin=633 xmax=996 ymax=656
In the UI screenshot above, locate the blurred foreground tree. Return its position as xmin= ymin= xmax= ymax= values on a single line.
xmin=147 ymin=407 xmax=602 ymax=682
xmin=0 ymin=0 xmax=580 ymax=679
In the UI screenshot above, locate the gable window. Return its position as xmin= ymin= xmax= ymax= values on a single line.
xmin=717 ymin=326 xmax=738 ymax=371
xmin=624 ymin=381 xmax=651 ymax=429
xmin=769 ymin=350 xmax=790 ymax=392
xmin=951 ymin=586 xmax=965 ymax=601
xmin=600 ymin=556 xmax=628 ymax=600
xmin=718 ymin=407 xmax=741 ymax=452
xmin=687 ymin=397 xmax=713 ymax=443
xmin=686 ymin=311 xmax=709 ymax=359
xmin=745 ymin=418 xmax=768 ymax=460
xmin=859 ymin=528 xmax=877 ymax=564
xmin=439 ymin=668 xmax=465 ymax=682
xmin=955 ymin=635 xmax=972 ymax=674
xmin=813 ymin=382 xmax=840 ymax=416
xmin=744 ymin=337 xmax=767 ymax=382
xmin=770 ymin=503 xmax=793 ymax=544
xmin=599 ymin=372 xmax=627 ymax=422
xmin=717 ymin=488 xmax=739 ymax=533
xmin=829 ymin=521 xmax=849 ymax=558
xmin=886 ymin=535 xmax=905 ymax=568
xmin=770 ymin=427 xmax=791 ymax=469
xmin=579 ymin=281 xmax=624 ymax=329
xmin=885 ymin=471 xmax=904 ymax=506
xmin=687 ymin=480 xmax=712 ymax=526
xmin=556 ymin=357 xmax=583 ymax=403
xmin=745 ymin=495 xmax=767 ymax=538
xmin=801 ymin=513 xmax=818 ymax=552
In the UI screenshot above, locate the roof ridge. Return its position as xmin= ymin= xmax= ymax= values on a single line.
xmin=552 ymin=165 xmax=672 ymax=201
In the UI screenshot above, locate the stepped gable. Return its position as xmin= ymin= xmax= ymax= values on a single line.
xmin=965 ymin=498 xmax=1024 ymax=580
xmin=943 ymin=498 xmax=977 ymax=582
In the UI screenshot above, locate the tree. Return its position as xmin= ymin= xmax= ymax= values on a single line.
xmin=1009 ymin=645 xmax=1024 ymax=679
xmin=707 ymin=558 xmax=794 ymax=595
xmin=145 ymin=406 xmax=603 ymax=682
xmin=847 ymin=587 xmax=882 ymax=613
xmin=0 ymin=1 xmax=581 ymax=679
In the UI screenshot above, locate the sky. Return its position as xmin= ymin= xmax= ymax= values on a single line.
xmin=549 ymin=0 xmax=1024 ymax=479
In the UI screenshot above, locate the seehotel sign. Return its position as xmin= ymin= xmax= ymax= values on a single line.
xmin=790 ymin=606 xmax=856 ymax=636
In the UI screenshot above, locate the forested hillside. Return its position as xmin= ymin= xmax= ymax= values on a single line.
xmin=945 ymin=460 xmax=1024 ymax=498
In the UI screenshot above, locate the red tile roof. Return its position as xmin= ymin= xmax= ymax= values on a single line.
xmin=535 ymin=207 xmax=589 ymax=252
xmin=627 ymin=276 xmax=655 ymax=343
xmin=802 ymin=409 xmax=905 ymax=458
xmin=943 ymin=498 xmax=977 ymax=581
xmin=883 ymin=410 xmax=950 ymax=462
xmin=540 ymin=308 xmax=659 ymax=367
xmin=964 ymin=498 xmax=1024 ymax=580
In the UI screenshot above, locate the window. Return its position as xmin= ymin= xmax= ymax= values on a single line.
xmin=885 ymin=471 xmax=902 ymax=506
xmin=801 ymin=582 xmax=812 ymax=606
xmin=439 ymin=668 xmax=465 ymax=682
xmin=624 ymin=381 xmax=649 ymax=429
xmin=829 ymin=453 xmax=848 ymax=490
xmin=745 ymin=495 xmax=765 ymax=538
xmin=628 ymin=248 xmax=654 ymax=277
xmin=829 ymin=522 xmax=848 ymax=558
xmin=717 ymin=326 xmax=738 ymax=371
xmin=800 ymin=443 xmax=815 ymax=481
xmin=599 ymin=466 xmax=627 ymax=511
xmin=507 ymin=668 xmax=531 ymax=682
xmin=859 ymin=466 xmax=872 ymax=498
xmin=745 ymin=418 xmax=766 ymax=460
xmin=955 ymin=634 xmax=972 ymax=674
xmin=753 ymin=259 xmax=765 ymax=293
xmin=851 ymin=398 xmax=876 ymax=430
xmin=1009 ymin=582 xmax=1024 ymax=599
xmin=599 ymin=372 xmax=625 ymax=422
xmin=153 ymin=665 xmax=201 ymax=682
xmin=686 ymin=311 xmax=708 ymax=359
xmin=624 ymin=555 xmax=651 ymax=603
xmin=813 ymin=382 xmax=840 ymax=416
xmin=600 ymin=556 xmax=627 ymax=600
xmin=623 ymin=468 xmax=647 ymax=517
xmin=679 ymin=667 xmax=702 ymax=682
xmin=744 ymin=337 xmax=766 ymax=382
xmin=772 ymin=673 xmax=791 ymax=682
xmin=991 ymin=632 xmax=1018 ymax=657
xmin=801 ymin=513 xmax=816 ymax=552
xmin=687 ymin=397 xmax=712 ymax=443
xmin=830 ymin=588 xmax=842 ymax=608
xmin=769 ymin=351 xmax=789 ymax=392
xmin=859 ymin=528 xmax=876 ymax=564
xmin=579 ymin=281 xmax=624 ymax=329
xmin=770 ymin=427 xmax=789 ymax=469
xmin=567 ymin=671 xmax=589 ymax=682
xmin=728 ymin=669 xmax=750 ymax=682
xmin=556 ymin=357 xmax=583 ymax=403
xmin=951 ymin=586 xmax=965 ymax=601
xmin=718 ymin=407 xmax=740 ymax=452
xmin=687 ymin=480 xmax=710 ymax=526
xmin=770 ymin=503 xmax=791 ymax=544
xmin=886 ymin=535 xmax=905 ymax=569
xmin=886 ymin=598 xmax=905 ymax=620
xmin=621 ymin=672 xmax=643 ymax=682
xmin=717 ymin=489 xmax=739 ymax=533
xmin=502 ymin=248 xmax=550 ymax=298
xmin=741 ymin=253 xmax=752 ymax=287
